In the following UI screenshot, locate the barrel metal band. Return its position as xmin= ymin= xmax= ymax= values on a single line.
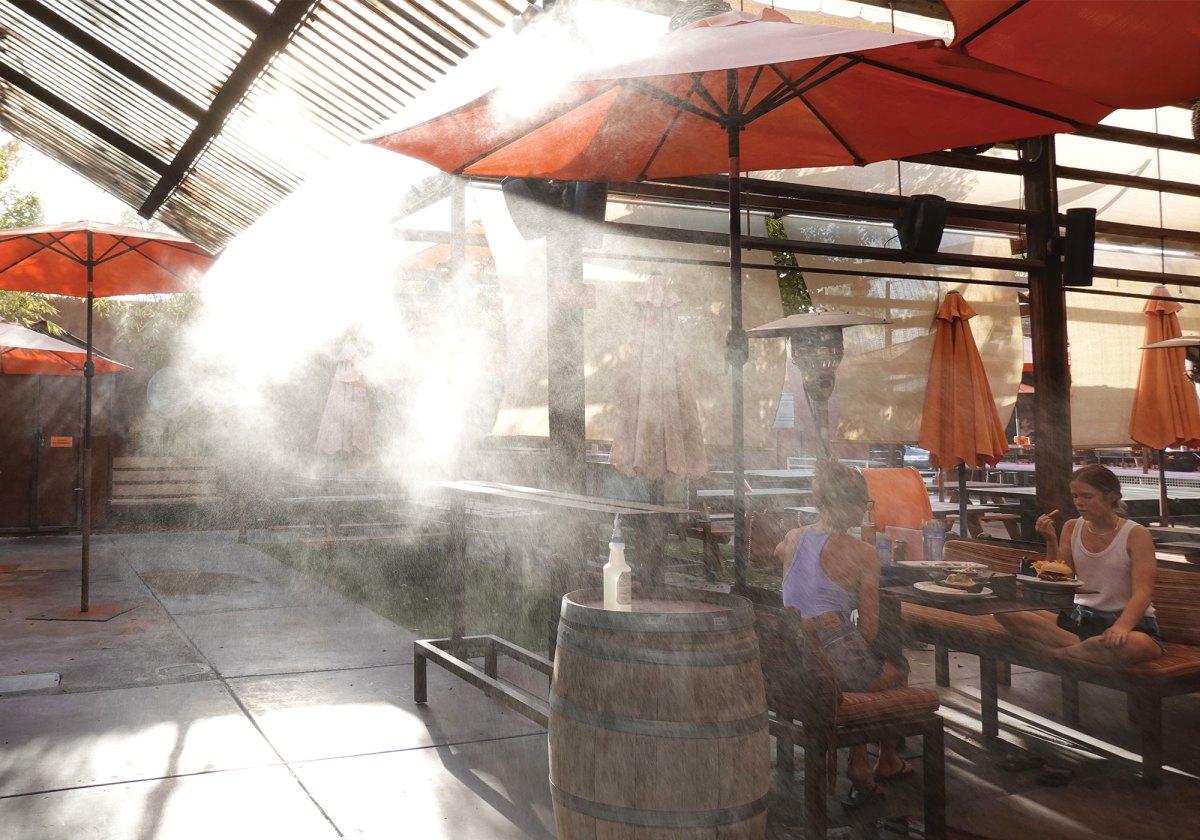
xmin=550 ymin=783 xmax=767 ymax=829
xmin=560 ymin=603 xmax=753 ymax=633
xmin=556 ymin=625 xmax=758 ymax=667
xmin=550 ymin=693 xmax=767 ymax=740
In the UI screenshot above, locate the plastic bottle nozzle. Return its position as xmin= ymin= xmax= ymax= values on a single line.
xmin=611 ymin=514 xmax=622 ymax=542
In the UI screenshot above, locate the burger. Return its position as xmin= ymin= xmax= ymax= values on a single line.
xmin=940 ymin=571 xmax=985 ymax=592
xmin=1032 ymin=560 xmax=1075 ymax=582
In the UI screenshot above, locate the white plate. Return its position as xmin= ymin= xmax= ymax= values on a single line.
xmin=896 ymin=560 xmax=986 ymax=570
xmin=1017 ymin=574 xmax=1086 ymax=590
xmin=914 ymin=581 xmax=993 ymax=598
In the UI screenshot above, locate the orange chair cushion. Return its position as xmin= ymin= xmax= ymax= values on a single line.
xmin=836 ymin=686 xmax=941 ymax=725
xmin=862 ymin=467 xmax=934 ymax=532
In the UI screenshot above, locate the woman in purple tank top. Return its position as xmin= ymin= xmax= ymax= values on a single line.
xmin=774 ymin=460 xmax=912 ymax=805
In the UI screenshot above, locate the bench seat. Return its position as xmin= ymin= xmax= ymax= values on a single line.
xmin=903 ymin=540 xmax=1200 ymax=786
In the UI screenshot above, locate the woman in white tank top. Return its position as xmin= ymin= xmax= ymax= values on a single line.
xmin=996 ymin=465 xmax=1162 ymax=665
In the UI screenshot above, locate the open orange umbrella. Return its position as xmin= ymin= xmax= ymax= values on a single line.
xmin=918 ymin=292 xmax=1009 ymax=534
xmin=372 ymin=8 xmax=1108 ymax=583
xmin=1131 ymin=287 xmax=1200 ymax=525
xmin=0 ymin=221 xmax=217 ymax=613
xmin=944 ymin=0 xmax=1200 ymax=110
xmin=0 ymin=320 xmax=129 ymax=376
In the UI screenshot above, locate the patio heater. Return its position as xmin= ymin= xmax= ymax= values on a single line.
xmin=748 ymin=312 xmax=889 ymax=457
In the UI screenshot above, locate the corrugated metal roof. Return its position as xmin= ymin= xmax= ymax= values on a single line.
xmin=0 ymin=0 xmax=527 ymax=251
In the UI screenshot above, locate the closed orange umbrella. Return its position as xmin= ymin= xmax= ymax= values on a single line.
xmin=918 ymin=292 xmax=1009 ymax=533
xmin=1130 ymin=287 xmax=1200 ymax=525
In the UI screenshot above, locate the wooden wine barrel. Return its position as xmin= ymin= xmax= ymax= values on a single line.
xmin=549 ymin=588 xmax=769 ymax=839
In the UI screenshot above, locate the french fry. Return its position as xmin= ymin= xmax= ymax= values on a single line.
xmin=1046 ymin=509 xmax=1059 ymax=517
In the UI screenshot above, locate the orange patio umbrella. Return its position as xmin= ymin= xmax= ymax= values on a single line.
xmin=372 ymin=8 xmax=1108 ymax=585
xmin=917 ymin=292 xmax=1009 ymax=534
xmin=944 ymin=0 xmax=1200 ymax=109
xmin=0 ymin=221 xmax=218 ymax=614
xmin=0 ymin=320 xmax=129 ymax=376
xmin=1131 ymin=287 xmax=1200 ymax=525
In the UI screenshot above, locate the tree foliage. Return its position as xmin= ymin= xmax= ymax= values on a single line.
xmin=0 ymin=138 xmax=49 ymax=323
xmin=764 ymin=213 xmax=812 ymax=315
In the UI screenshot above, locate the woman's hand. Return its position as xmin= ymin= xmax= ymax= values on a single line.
xmin=1100 ymin=625 xmax=1130 ymax=648
xmin=1034 ymin=514 xmax=1058 ymax=543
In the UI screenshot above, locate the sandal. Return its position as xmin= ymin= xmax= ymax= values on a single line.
xmin=875 ymin=759 xmax=914 ymax=782
xmin=842 ymin=779 xmax=887 ymax=810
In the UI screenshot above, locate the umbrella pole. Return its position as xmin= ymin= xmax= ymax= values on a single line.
xmin=1159 ymin=448 xmax=1170 ymax=527
xmin=80 ymin=251 xmax=94 ymax=613
xmin=958 ymin=463 xmax=969 ymax=538
xmin=726 ymin=78 xmax=749 ymax=589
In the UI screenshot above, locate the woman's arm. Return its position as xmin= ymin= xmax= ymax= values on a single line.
xmin=852 ymin=542 xmax=882 ymax=643
xmin=1101 ymin=524 xmax=1157 ymax=648
xmin=775 ymin=526 xmax=804 ymax=578
xmin=1037 ymin=516 xmax=1075 ymax=570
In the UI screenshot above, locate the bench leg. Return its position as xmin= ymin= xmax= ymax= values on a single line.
xmin=934 ymin=645 xmax=950 ymax=687
xmin=414 ymin=643 xmax=428 ymax=705
xmin=803 ymin=732 xmax=829 ymax=840
xmin=923 ymin=717 xmax=947 ymax=840
xmin=1061 ymin=677 xmax=1080 ymax=728
xmin=1136 ymin=692 xmax=1164 ymax=788
xmin=980 ymin=654 xmax=999 ymax=739
xmin=775 ymin=721 xmax=796 ymax=776
xmin=997 ymin=660 xmax=1011 ymax=686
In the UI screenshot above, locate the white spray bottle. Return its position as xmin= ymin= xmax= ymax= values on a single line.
xmin=603 ymin=514 xmax=632 ymax=612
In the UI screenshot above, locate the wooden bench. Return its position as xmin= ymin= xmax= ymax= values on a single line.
xmin=747 ymin=593 xmax=946 ymax=839
xmin=900 ymin=540 xmax=1200 ymax=786
xmin=109 ymin=456 xmax=222 ymax=519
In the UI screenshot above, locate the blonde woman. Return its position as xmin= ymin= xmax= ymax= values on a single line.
xmin=774 ymin=459 xmax=910 ymax=806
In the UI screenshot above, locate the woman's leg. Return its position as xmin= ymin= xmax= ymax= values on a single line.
xmin=1061 ymin=630 xmax=1163 ymax=665
xmin=995 ymin=610 xmax=1080 ymax=649
xmin=868 ymin=660 xmax=910 ymax=778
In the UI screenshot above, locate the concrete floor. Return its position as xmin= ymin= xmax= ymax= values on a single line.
xmin=2 ymin=530 xmax=1198 ymax=839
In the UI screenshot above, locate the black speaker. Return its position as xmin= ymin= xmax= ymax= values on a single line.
xmin=893 ymin=194 xmax=947 ymax=254
xmin=1062 ymin=207 xmax=1097 ymax=287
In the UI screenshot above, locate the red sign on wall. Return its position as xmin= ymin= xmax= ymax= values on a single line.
xmin=49 ymin=436 xmax=73 ymax=448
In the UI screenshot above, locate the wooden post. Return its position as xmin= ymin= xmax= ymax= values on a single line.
xmin=546 ymin=224 xmax=587 ymax=496
xmin=1022 ymin=136 xmax=1074 ymax=521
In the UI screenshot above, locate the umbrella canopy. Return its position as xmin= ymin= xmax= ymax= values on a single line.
xmin=0 ymin=321 xmax=129 ymax=376
xmin=609 ymin=276 xmax=706 ymax=482
xmin=0 ymin=221 xmax=217 ymax=614
xmin=1130 ymin=287 xmax=1200 ymax=526
xmin=375 ymin=9 xmax=1110 ymax=181
xmin=917 ymin=292 xmax=1008 ymax=535
xmin=372 ymin=8 xmax=1108 ymax=584
xmin=316 ymin=341 xmax=374 ymax=456
xmin=944 ymin=0 xmax=1200 ymax=110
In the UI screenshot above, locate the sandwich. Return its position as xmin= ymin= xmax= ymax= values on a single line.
xmin=1031 ymin=560 xmax=1074 ymax=582
xmin=940 ymin=571 xmax=985 ymax=592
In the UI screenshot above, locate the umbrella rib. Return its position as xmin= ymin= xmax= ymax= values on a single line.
xmin=0 ymin=232 xmax=85 ymax=274
xmin=747 ymin=56 xmax=852 ymax=122
xmin=637 ymin=86 xmax=702 ymax=181
xmin=854 ymin=55 xmax=1084 ymax=128
xmin=454 ymin=80 xmax=626 ymax=173
xmin=956 ymin=0 xmax=1029 ymax=50
xmin=626 ymin=77 xmax=726 ymax=125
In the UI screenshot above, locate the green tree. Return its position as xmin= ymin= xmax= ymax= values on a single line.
xmin=0 ymin=138 xmax=49 ymax=323
xmin=764 ymin=213 xmax=812 ymax=315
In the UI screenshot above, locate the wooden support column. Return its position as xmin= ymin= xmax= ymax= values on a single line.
xmin=1022 ymin=136 xmax=1074 ymax=520
xmin=546 ymin=224 xmax=587 ymax=496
